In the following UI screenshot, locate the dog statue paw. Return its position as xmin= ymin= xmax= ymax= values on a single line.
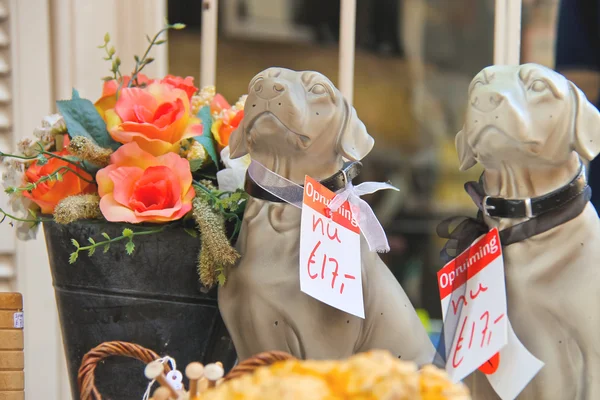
xmin=217 ymin=67 xmax=435 ymax=365
xmin=452 ymin=63 xmax=600 ymax=400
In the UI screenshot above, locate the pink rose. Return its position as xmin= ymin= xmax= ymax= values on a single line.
xmin=96 ymin=142 xmax=195 ymax=223
xmin=160 ymin=75 xmax=197 ymax=100
xmin=104 ymin=82 xmax=202 ymax=156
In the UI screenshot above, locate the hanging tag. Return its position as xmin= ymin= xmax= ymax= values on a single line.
xmin=13 ymin=312 xmax=24 ymax=329
xmin=299 ymin=176 xmax=364 ymax=318
xmin=165 ymin=369 xmax=183 ymax=390
xmin=484 ymin=319 xmax=544 ymax=400
xmin=437 ymin=228 xmax=508 ymax=382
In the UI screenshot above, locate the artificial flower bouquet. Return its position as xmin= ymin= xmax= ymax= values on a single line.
xmin=0 ymin=23 xmax=249 ymax=288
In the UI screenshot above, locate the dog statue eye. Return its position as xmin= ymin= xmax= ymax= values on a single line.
xmin=310 ymin=84 xmax=327 ymax=95
xmin=530 ymin=80 xmax=548 ymax=92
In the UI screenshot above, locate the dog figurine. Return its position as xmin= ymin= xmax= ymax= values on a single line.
xmin=455 ymin=63 xmax=600 ymax=399
xmin=218 ymin=67 xmax=435 ymax=364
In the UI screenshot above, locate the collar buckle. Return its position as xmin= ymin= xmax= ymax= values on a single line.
xmin=482 ymin=196 xmax=495 ymax=217
xmin=524 ymin=198 xmax=534 ymax=218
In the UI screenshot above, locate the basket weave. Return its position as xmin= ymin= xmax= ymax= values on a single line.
xmin=78 ymin=341 xmax=295 ymax=399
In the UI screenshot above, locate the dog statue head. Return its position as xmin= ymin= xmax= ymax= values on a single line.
xmin=456 ymin=63 xmax=600 ymax=171
xmin=228 ymin=67 xmax=374 ymax=182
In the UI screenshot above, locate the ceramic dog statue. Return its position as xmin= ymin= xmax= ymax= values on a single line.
xmin=455 ymin=63 xmax=600 ymax=399
xmin=218 ymin=67 xmax=435 ymax=364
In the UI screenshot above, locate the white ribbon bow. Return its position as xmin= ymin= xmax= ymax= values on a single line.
xmin=247 ymin=160 xmax=398 ymax=253
xmin=328 ymin=181 xmax=399 ymax=253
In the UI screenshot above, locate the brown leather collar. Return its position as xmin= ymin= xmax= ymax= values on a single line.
xmin=467 ymin=164 xmax=588 ymax=219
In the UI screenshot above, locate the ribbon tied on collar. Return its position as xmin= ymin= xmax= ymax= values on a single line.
xmin=328 ymin=181 xmax=398 ymax=253
xmin=246 ymin=160 xmax=398 ymax=253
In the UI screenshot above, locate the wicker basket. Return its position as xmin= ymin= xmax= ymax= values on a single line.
xmin=78 ymin=341 xmax=295 ymax=400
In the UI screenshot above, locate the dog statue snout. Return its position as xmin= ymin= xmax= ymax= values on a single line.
xmin=254 ymin=79 xmax=287 ymax=100
xmin=471 ymin=91 xmax=505 ymax=113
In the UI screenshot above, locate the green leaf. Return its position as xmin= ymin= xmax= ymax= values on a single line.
xmin=188 ymin=158 xmax=206 ymax=172
xmin=102 ymin=232 xmax=111 ymax=240
xmin=103 ymin=244 xmax=111 ymax=253
xmin=146 ymin=34 xmax=152 ymax=43
xmin=56 ymin=89 xmax=121 ymax=150
xmin=69 ymin=252 xmax=78 ymax=264
xmin=28 ymin=209 xmax=37 ymax=219
xmin=71 ymin=239 xmax=80 ymax=248
xmin=184 ymin=227 xmax=198 ymax=238
xmin=125 ymin=241 xmax=135 ymax=255
xmin=104 ymin=32 xmax=110 ymax=43
xmin=134 ymin=55 xmax=140 ymax=63
xmin=36 ymin=154 xmax=48 ymax=165
xmin=155 ymin=39 xmax=167 ymax=45
xmin=122 ymin=228 xmax=133 ymax=237
xmin=194 ymin=106 xmax=219 ymax=169
xmin=56 ymin=173 xmax=63 ymax=182
xmin=172 ymin=23 xmax=186 ymax=30
xmin=217 ymin=270 xmax=226 ymax=286
xmin=88 ymin=247 xmax=96 ymax=257
xmin=88 ymin=237 xmax=96 ymax=245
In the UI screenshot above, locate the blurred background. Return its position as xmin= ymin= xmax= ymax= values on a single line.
xmin=1 ymin=0 xmax=566 ymax=398
xmin=165 ymin=0 xmax=560 ymax=319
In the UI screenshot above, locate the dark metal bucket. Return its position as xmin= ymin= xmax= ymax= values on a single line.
xmin=43 ymin=220 xmax=236 ymax=399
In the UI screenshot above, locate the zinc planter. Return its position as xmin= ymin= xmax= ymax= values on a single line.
xmin=43 ymin=220 xmax=236 ymax=399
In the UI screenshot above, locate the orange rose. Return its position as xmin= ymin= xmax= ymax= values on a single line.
xmin=95 ymin=74 xmax=152 ymax=119
xmin=22 ymin=137 xmax=96 ymax=214
xmin=212 ymin=109 xmax=244 ymax=151
xmin=104 ymin=82 xmax=203 ymax=156
xmin=160 ymin=75 xmax=197 ymax=100
xmin=96 ymin=142 xmax=195 ymax=223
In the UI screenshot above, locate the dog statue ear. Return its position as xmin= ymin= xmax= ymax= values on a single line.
xmin=570 ymin=82 xmax=600 ymax=161
xmin=228 ymin=124 xmax=249 ymax=159
xmin=455 ymin=128 xmax=477 ymax=171
xmin=337 ymin=100 xmax=374 ymax=161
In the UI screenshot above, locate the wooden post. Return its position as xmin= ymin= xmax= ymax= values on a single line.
xmin=338 ymin=0 xmax=357 ymax=104
xmin=494 ymin=0 xmax=522 ymax=65
xmin=0 ymin=293 xmax=24 ymax=400
xmin=201 ymin=0 xmax=219 ymax=88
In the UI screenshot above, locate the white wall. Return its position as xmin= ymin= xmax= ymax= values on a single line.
xmin=8 ymin=1 xmax=166 ymax=398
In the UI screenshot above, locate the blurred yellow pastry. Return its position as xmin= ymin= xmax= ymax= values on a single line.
xmin=197 ymin=350 xmax=469 ymax=400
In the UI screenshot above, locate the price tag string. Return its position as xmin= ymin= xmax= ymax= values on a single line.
xmin=142 ymin=356 xmax=179 ymax=400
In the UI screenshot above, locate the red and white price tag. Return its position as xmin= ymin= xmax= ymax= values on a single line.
xmin=437 ymin=228 xmax=508 ymax=382
xmin=299 ymin=176 xmax=364 ymax=319
xmin=438 ymin=228 xmax=544 ymax=399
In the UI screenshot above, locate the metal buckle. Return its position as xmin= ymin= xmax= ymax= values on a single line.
xmin=482 ymin=196 xmax=495 ymax=216
xmin=524 ymin=198 xmax=533 ymax=218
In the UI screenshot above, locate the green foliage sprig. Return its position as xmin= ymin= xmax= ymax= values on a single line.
xmin=129 ymin=22 xmax=186 ymax=88
xmin=5 ymin=166 xmax=94 ymax=197
xmin=193 ymin=181 xmax=248 ymax=241
xmin=0 ymin=142 xmax=91 ymax=173
xmin=98 ymin=33 xmax=122 ymax=82
xmin=69 ymin=226 xmax=167 ymax=264
xmin=0 ymin=207 xmax=51 ymax=225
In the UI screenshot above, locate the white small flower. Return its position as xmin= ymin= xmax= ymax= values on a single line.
xmin=1 ymin=159 xmax=25 ymax=189
xmin=216 ymin=146 xmax=251 ymax=192
xmin=234 ymin=94 xmax=247 ymax=111
xmin=42 ymin=113 xmax=66 ymax=134
xmin=17 ymin=138 xmax=38 ymax=157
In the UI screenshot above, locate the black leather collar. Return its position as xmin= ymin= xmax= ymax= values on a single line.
xmin=244 ymin=161 xmax=362 ymax=203
xmin=466 ymin=164 xmax=588 ymax=219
